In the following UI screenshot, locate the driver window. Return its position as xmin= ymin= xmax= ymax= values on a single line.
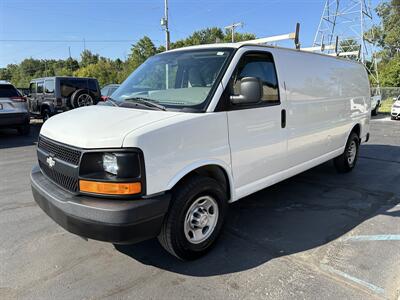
xmin=232 ymin=52 xmax=280 ymax=104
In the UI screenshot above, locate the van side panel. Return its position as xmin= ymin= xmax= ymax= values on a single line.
xmin=272 ymin=49 xmax=370 ymax=168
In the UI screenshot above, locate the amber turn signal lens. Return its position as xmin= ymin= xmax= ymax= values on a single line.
xmin=79 ymin=180 xmax=141 ymax=195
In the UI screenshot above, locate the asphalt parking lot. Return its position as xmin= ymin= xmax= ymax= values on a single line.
xmin=1 ymin=117 xmax=399 ymax=300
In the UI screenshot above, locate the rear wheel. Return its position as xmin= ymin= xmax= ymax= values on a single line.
xmin=70 ymin=89 xmax=94 ymax=108
xmin=158 ymin=176 xmax=227 ymax=260
xmin=371 ymin=107 xmax=378 ymax=116
xmin=334 ymin=132 xmax=360 ymax=173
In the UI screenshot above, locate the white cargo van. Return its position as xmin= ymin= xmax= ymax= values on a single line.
xmin=31 ymin=43 xmax=371 ymax=260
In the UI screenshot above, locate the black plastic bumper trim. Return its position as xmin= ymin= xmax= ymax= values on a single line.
xmin=31 ymin=165 xmax=171 ymax=244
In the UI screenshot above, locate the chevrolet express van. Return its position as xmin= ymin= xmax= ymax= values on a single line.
xmin=31 ymin=43 xmax=371 ymax=260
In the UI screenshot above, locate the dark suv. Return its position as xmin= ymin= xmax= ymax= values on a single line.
xmin=28 ymin=77 xmax=101 ymax=120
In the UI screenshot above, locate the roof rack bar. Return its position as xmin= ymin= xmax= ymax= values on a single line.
xmin=239 ymin=23 xmax=301 ymax=49
xmin=301 ymin=36 xmax=338 ymax=53
xmin=301 ymin=43 xmax=337 ymax=52
xmin=328 ymin=50 xmax=360 ymax=57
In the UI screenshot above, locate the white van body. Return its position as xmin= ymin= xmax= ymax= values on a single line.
xmin=40 ymin=44 xmax=370 ymax=201
xmin=32 ymin=43 xmax=371 ymax=259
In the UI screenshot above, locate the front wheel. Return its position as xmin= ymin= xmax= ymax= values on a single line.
xmin=334 ymin=132 xmax=360 ymax=173
xmin=158 ymin=176 xmax=228 ymax=260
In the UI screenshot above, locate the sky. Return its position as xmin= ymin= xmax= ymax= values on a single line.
xmin=0 ymin=0 xmax=381 ymax=68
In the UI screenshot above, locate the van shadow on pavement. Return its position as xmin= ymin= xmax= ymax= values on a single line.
xmin=115 ymin=144 xmax=400 ymax=276
xmin=0 ymin=121 xmax=41 ymax=149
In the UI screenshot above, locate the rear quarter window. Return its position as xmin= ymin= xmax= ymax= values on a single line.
xmin=60 ymin=79 xmax=88 ymax=97
xmin=0 ymin=84 xmax=20 ymax=97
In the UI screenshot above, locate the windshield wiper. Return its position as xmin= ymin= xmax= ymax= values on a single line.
xmin=106 ymin=97 xmax=119 ymax=106
xmin=122 ymin=97 xmax=166 ymax=111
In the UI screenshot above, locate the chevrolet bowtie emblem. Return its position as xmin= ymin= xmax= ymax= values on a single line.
xmin=46 ymin=156 xmax=55 ymax=168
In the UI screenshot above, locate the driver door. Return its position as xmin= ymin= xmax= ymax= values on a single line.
xmin=226 ymin=51 xmax=287 ymax=199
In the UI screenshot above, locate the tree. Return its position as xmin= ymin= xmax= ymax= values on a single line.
xmin=128 ymin=36 xmax=157 ymax=68
xmin=80 ymin=50 xmax=99 ymax=67
xmin=74 ymin=58 xmax=120 ymax=86
xmin=379 ymin=55 xmax=400 ymax=86
xmin=369 ymin=0 xmax=400 ymax=58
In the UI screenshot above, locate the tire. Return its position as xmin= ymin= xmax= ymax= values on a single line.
xmin=42 ymin=108 xmax=51 ymax=122
xmin=17 ymin=123 xmax=30 ymax=135
xmin=391 ymin=116 xmax=396 ymax=120
xmin=158 ymin=176 xmax=228 ymax=260
xmin=70 ymin=89 xmax=94 ymax=108
xmin=371 ymin=107 xmax=377 ymax=116
xmin=334 ymin=132 xmax=360 ymax=173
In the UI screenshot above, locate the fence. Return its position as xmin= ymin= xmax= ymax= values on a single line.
xmin=371 ymin=87 xmax=400 ymax=113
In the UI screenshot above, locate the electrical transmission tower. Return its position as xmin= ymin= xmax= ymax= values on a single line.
xmin=313 ymin=0 xmax=380 ymax=88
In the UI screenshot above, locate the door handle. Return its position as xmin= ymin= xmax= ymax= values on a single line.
xmin=281 ymin=109 xmax=286 ymax=128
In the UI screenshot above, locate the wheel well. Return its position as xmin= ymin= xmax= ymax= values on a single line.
xmin=351 ymin=124 xmax=361 ymax=138
xmin=172 ymin=165 xmax=231 ymax=201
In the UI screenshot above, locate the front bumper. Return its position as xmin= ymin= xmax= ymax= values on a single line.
xmin=31 ymin=165 xmax=171 ymax=244
xmin=391 ymin=111 xmax=400 ymax=119
xmin=0 ymin=112 xmax=29 ymax=127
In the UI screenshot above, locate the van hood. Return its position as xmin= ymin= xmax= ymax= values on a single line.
xmin=40 ymin=106 xmax=181 ymax=148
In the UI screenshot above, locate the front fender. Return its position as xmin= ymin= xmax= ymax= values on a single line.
xmin=166 ymin=159 xmax=235 ymax=202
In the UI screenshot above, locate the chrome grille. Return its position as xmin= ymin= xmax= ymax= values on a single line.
xmin=38 ymin=136 xmax=81 ymax=165
xmin=39 ymin=160 xmax=79 ymax=192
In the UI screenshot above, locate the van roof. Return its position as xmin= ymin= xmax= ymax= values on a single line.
xmin=164 ymin=43 xmax=363 ymax=65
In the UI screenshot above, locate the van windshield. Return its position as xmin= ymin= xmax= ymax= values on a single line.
xmin=112 ymin=48 xmax=233 ymax=111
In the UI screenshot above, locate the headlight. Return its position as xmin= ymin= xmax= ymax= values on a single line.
xmin=103 ymin=153 xmax=118 ymax=175
xmin=79 ymin=150 xmax=145 ymax=197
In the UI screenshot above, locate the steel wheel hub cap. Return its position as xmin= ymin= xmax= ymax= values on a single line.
xmin=347 ymin=140 xmax=357 ymax=165
xmin=184 ymin=196 xmax=219 ymax=244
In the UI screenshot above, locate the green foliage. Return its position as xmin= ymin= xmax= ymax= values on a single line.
xmin=379 ymin=54 xmax=400 ymax=86
xmin=365 ymin=0 xmax=400 ymax=87
xmin=73 ymin=58 xmax=121 ymax=86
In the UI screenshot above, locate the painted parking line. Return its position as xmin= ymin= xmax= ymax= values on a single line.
xmin=343 ymin=235 xmax=400 ymax=242
xmin=320 ymin=264 xmax=386 ymax=295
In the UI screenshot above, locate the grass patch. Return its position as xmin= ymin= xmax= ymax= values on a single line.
xmin=378 ymin=98 xmax=395 ymax=113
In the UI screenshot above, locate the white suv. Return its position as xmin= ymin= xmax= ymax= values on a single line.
xmin=0 ymin=81 xmax=30 ymax=135
xmin=30 ymin=44 xmax=370 ymax=260
xmin=391 ymin=96 xmax=400 ymax=120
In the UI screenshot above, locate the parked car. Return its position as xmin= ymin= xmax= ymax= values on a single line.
xmin=28 ymin=76 xmax=101 ymax=120
xmin=371 ymin=94 xmax=381 ymax=116
xmin=391 ymin=96 xmax=400 ymax=120
xmin=0 ymin=81 xmax=30 ymax=135
xmin=30 ymin=43 xmax=370 ymax=260
xmin=100 ymin=84 xmax=120 ymax=101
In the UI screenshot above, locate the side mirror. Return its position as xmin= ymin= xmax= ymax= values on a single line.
xmin=230 ymin=77 xmax=262 ymax=105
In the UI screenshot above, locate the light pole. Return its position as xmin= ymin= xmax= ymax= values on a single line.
xmin=161 ymin=0 xmax=170 ymax=50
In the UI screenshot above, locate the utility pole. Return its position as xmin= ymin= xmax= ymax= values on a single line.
xmin=224 ymin=22 xmax=243 ymax=42
xmin=161 ymin=0 xmax=170 ymax=50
